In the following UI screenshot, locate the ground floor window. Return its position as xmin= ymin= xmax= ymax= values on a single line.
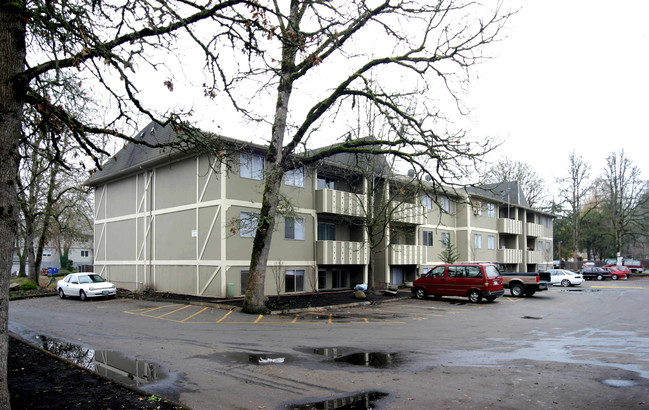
xmin=318 ymin=269 xmax=326 ymax=289
xmin=332 ymin=269 xmax=348 ymax=288
xmin=285 ymin=269 xmax=305 ymax=293
xmin=241 ymin=270 xmax=249 ymax=295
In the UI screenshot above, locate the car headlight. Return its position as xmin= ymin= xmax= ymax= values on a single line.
xmin=89 ymin=287 xmax=95 ymax=291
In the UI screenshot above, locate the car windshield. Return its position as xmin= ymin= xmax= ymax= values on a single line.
xmin=78 ymin=275 xmax=92 ymax=284
xmin=88 ymin=274 xmax=106 ymax=283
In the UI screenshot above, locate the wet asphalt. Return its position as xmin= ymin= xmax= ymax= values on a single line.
xmin=9 ymin=278 xmax=649 ymax=409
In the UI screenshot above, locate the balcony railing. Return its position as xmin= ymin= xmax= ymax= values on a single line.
xmin=497 ymin=248 xmax=522 ymax=264
xmin=316 ymin=240 xmax=368 ymax=265
xmin=526 ymin=250 xmax=543 ymax=264
xmin=526 ymin=222 xmax=543 ymax=238
xmin=390 ymin=244 xmax=425 ymax=265
xmin=391 ymin=203 xmax=426 ymax=225
xmin=498 ymin=218 xmax=522 ymax=235
xmin=315 ymin=189 xmax=366 ymax=217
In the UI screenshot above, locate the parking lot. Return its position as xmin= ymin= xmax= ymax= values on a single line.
xmin=9 ymin=279 xmax=649 ymax=409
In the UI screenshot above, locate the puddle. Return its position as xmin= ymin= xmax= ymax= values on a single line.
xmin=219 ymin=352 xmax=292 ymax=365
xmin=35 ymin=335 xmax=167 ymax=387
xmin=283 ymin=391 xmax=389 ymax=409
xmin=307 ymin=348 xmax=402 ymax=369
xmin=602 ymin=379 xmax=639 ymax=387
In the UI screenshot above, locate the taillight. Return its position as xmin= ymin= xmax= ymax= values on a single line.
xmin=535 ymin=275 xmax=540 ymax=283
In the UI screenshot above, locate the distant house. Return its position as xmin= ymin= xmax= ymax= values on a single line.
xmin=11 ymin=234 xmax=94 ymax=275
xmin=85 ymin=122 xmax=554 ymax=297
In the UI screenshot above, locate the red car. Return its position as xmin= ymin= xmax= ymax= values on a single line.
xmin=412 ymin=263 xmax=504 ymax=303
xmin=603 ymin=266 xmax=628 ymax=280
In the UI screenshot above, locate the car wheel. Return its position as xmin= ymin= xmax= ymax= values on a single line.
xmin=468 ymin=289 xmax=482 ymax=303
xmin=414 ymin=288 xmax=427 ymax=300
xmin=612 ymin=274 xmax=619 ymax=280
xmin=524 ymin=289 xmax=536 ymax=297
xmin=79 ymin=290 xmax=87 ymax=301
xmin=561 ymin=279 xmax=571 ymax=287
xmin=511 ymin=283 xmax=524 ymax=297
xmin=485 ymin=296 xmax=496 ymax=302
xmin=58 ymin=288 xmax=65 ymax=299
xmin=596 ymin=274 xmax=604 ymax=281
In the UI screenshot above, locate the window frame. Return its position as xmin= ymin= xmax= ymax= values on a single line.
xmin=239 ymin=211 xmax=259 ymax=238
xmin=421 ymin=194 xmax=433 ymax=210
xmin=285 ymin=269 xmax=305 ymax=293
xmin=317 ymin=222 xmax=336 ymax=241
xmin=487 ymin=235 xmax=496 ymax=250
xmin=240 ymin=152 xmax=264 ymax=180
xmin=441 ymin=232 xmax=451 ymax=248
xmin=284 ymin=167 xmax=304 ymax=187
xmin=487 ymin=203 xmax=496 ymax=218
xmin=285 ymin=216 xmax=305 ymax=240
xmin=474 ymin=233 xmax=482 ymax=249
xmin=422 ymin=230 xmax=434 ymax=247
xmin=441 ymin=196 xmax=451 ymax=213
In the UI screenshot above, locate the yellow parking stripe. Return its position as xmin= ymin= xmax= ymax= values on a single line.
xmin=254 ymin=314 xmax=263 ymax=323
xmin=128 ymin=304 xmax=181 ymax=314
xmin=181 ymin=307 xmax=208 ymax=323
xmin=592 ymin=286 xmax=643 ymax=289
xmin=292 ymin=316 xmax=299 ymax=323
xmin=216 ymin=310 xmax=234 ymax=323
xmin=156 ymin=305 xmax=190 ymax=318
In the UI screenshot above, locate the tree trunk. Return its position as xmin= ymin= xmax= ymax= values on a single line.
xmin=0 ymin=5 xmax=26 ymax=408
xmin=241 ymin=1 xmax=299 ymax=314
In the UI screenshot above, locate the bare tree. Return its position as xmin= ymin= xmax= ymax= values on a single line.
xmin=556 ymin=151 xmax=593 ymax=265
xmin=598 ymin=150 xmax=649 ymax=255
xmin=483 ymin=157 xmax=548 ymax=208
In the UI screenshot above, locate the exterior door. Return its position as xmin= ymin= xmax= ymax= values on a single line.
xmin=392 ymin=267 xmax=404 ymax=285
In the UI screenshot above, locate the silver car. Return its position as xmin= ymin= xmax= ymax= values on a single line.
xmin=58 ymin=273 xmax=117 ymax=300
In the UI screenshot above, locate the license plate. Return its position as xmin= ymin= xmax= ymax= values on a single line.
xmin=102 ymin=290 xmax=109 ymax=295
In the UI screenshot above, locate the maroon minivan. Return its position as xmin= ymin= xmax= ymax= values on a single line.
xmin=411 ymin=263 xmax=504 ymax=303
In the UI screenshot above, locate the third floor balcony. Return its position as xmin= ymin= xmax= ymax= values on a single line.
xmin=526 ymin=222 xmax=543 ymax=238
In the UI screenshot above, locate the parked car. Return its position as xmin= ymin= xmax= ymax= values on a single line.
xmin=411 ymin=263 xmax=504 ymax=303
xmin=603 ymin=264 xmax=632 ymax=277
xmin=57 ymin=273 xmax=116 ymax=301
xmin=578 ymin=267 xmax=611 ymax=281
xmin=582 ymin=261 xmax=596 ymax=268
xmin=602 ymin=266 xmax=628 ymax=280
xmin=547 ymin=269 xmax=584 ymax=287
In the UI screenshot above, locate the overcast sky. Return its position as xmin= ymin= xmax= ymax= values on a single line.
xmin=469 ymin=0 xmax=649 ymax=197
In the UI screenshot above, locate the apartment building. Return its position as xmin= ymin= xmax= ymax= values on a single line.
xmin=85 ymin=122 xmax=554 ymax=297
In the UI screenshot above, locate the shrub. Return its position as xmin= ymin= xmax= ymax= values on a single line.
xmin=20 ymin=281 xmax=39 ymax=291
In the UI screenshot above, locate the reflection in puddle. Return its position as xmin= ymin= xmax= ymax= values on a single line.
xmin=35 ymin=335 xmax=167 ymax=387
xmin=309 ymin=348 xmax=401 ymax=369
xmin=285 ymin=391 xmax=389 ymax=409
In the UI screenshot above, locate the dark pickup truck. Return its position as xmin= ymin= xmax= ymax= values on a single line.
xmin=500 ymin=271 xmax=552 ymax=297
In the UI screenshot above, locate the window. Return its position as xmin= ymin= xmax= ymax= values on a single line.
xmin=239 ymin=211 xmax=259 ymax=238
xmin=546 ymin=241 xmax=551 ymax=254
xmin=285 ymin=217 xmax=305 ymax=240
xmin=425 ymin=266 xmax=445 ymax=277
xmin=441 ymin=232 xmax=450 ymax=247
xmin=81 ymin=250 xmax=89 ymax=257
xmin=317 ymin=223 xmax=336 ymax=240
xmin=284 ymin=167 xmax=304 ymax=187
xmin=546 ymin=216 xmax=551 ymax=228
xmin=285 ymin=269 xmax=305 ymax=292
xmin=449 ymin=266 xmax=466 ymax=278
xmin=332 ymin=269 xmax=348 ymax=288
xmin=466 ymin=266 xmax=482 ymax=278
xmin=474 ymin=233 xmax=482 ymax=249
xmin=487 ymin=203 xmax=496 ymax=218
xmin=317 ymin=176 xmax=335 ymax=190
xmin=423 ymin=230 xmax=434 ymax=246
xmin=318 ymin=270 xmax=327 ymax=289
xmin=421 ymin=194 xmax=433 ymax=210
xmin=488 ymin=235 xmax=496 ymax=250
xmin=441 ymin=196 xmax=451 ymax=213
xmin=472 ymin=200 xmax=482 ymax=215
xmin=241 ymin=270 xmax=249 ymax=296
xmin=240 ymin=152 xmax=264 ymax=180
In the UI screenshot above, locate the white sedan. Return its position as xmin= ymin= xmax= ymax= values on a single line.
xmin=548 ymin=269 xmax=584 ymax=287
xmin=58 ymin=273 xmax=117 ymax=300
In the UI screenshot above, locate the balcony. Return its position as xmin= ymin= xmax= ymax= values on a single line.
xmin=498 ymin=218 xmax=522 ymax=235
xmin=497 ymin=248 xmax=522 ymax=264
xmin=391 ymin=203 xmax=426 ymax=225
xmin=390 ymin=244 xmax=425 ymax=265
xmin=315 ymin=189 xmax=366 ymax=218
xmin=316 ymin=240 xmax=368 ymax=265
xmin=527 ymin=250 xmax=543 ymax=264
xmin=526 ymin=222 xmax=543 ymax=238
